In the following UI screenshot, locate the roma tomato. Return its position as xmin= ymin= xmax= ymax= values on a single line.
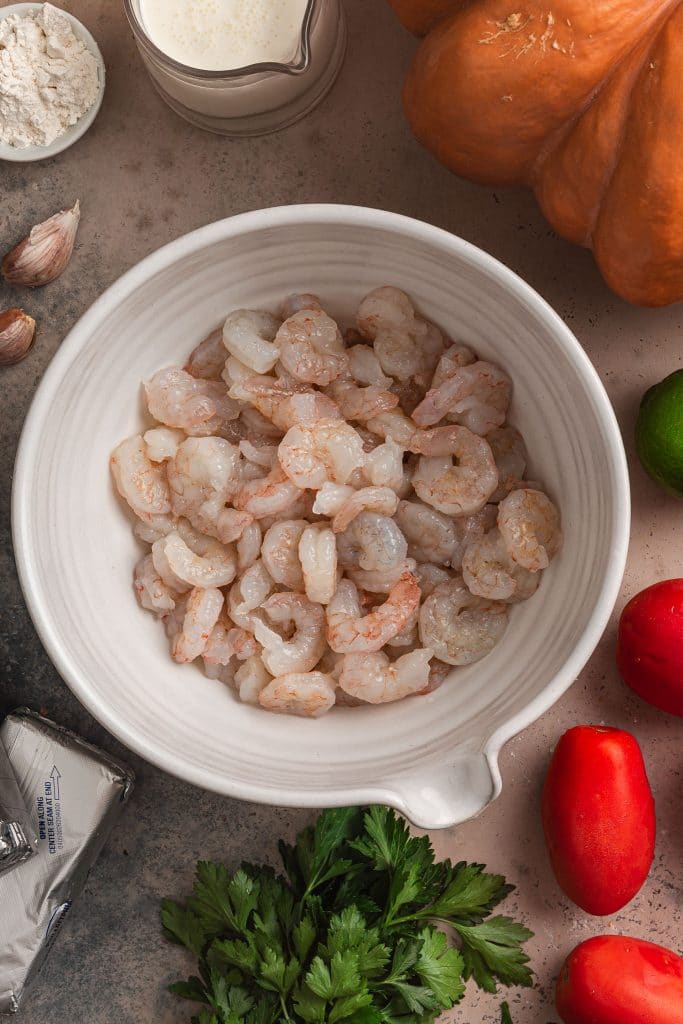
xmin=556 ymin=935 xmax=683 ymax=1024
xmin=617 ymin=579 xmax=683 ymax=717
xmin=542 ymin=726 xmax=655 ymax=915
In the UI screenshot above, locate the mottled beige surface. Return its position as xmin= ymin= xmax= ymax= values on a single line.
xmin=1 ymin=1 xmax=681 ymax=1022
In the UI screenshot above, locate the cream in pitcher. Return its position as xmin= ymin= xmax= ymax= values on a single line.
xmin=138 ymin=0 xmax=310 ymax=70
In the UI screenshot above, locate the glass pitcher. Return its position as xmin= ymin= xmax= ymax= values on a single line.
xmin=123 ymin=0 xmax=347 ymax=136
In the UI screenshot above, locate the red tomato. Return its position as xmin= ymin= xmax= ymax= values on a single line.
xmin=542 ymin=726 xmax=655 ymax=915
xmin=617 ymin=579 xmax=683 ymax=717
xmin=556 ymin=935 xmax=683 ymax=1024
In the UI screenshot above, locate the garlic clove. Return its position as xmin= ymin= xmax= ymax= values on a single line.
xmin=2 ymin=200 xmax=81 ymax=288
xmin=0 ymin=308 xmax=36 ymax=365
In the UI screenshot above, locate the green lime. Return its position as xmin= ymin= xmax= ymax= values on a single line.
xmin=635 ymin=369 xmax=683 ymax=495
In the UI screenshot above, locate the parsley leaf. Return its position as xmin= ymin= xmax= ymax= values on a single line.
xmin=163 ymin=806 xmax=534 ymax=1024
xmin=501 ymin=1002 xmax=513 ymax=1024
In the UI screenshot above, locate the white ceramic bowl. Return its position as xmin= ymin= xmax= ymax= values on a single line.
xmin=12 ymin=206 xmax=630 ymax=828
xmin=0 ymin=4 xmax=105 ymax=163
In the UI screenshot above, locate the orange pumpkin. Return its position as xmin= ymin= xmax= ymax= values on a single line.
xmin=390 ymin=0 xmax=683 ymax=306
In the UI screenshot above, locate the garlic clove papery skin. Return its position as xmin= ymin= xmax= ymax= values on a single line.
xmin=0 ymin=308 xmax=36 ymax=365
xmin=2 ymin=200 xmax=80 ymax=288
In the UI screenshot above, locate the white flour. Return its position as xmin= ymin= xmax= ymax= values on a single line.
xmin=0 ymin=3 xmax=99 ymax=148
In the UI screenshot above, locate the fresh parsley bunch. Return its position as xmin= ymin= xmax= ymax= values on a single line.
xmin=162 ymin=806 xmax=533 ymax=1024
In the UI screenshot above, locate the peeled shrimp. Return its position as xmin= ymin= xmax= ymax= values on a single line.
xmin=167 ymin=437 xmax=248 ymax=543
xmin=145 ymin=367 xmax=240 ymax=436
xmin=412 ymin=361 xmax=511 ymax=435
xmin=338 ymin=648 xmax=433 ymax=704
xmin=418 ymin=578 xmax=508 ymax=666
xmin=172 ymin=587 xmax=224 ymax=663
xmin=347 ymin=345 xmax=392 ymax=387
xmin=488 ymin=426 xmax=528 ymax=502
xmin=365 ymin=409 xmax=419 ymax=448
xmin=258 ymin=672 xmax=337 ymax=718
xmin=395 ymin=500 xmax=458 ymax=565
xmin=239 ymin=439 xmax=278 ymax=469
xmin=144 ymin=427 xmax=185 ymax=464
xmin=235 ymin=656 xmax=272 ymax=705
xmin=332 ymin=487 xmax=399 ymax=533
xmin=347 ymin=557 xmax=417 ymax=595
xmin=222 ymin=309 xmax=281 ymax=374
xmin=326 ymin=573 xmax=420 ymax=653
xmin=430 ymin=344 xmax=476 ymax=388
xmin=298 ymin=525 xmax=338 ymax=605
xmin=337 ymin=512 xmax=408 ymax=573
xmin=498 ymin=488 xmax=562 ymax=571
xmin=362 ymin=439 xmax=405 ymax=491
xmin=462 ymin=529 xmax=539 ymax=602
xmin=326 ymin=379 xmax=398 ymax=422
xmin=275 ymin=308 xmax=348 ymax=386
xmin=202 ymin=614 xmax=236 ymax=668
xmin=357 ymin=286 xmax=444 ymax=383
xmin=412 ymin=427 xmax=498 ymax=516
xmin=111 ymin=435 xmax=172 ymax=521
xmin=450 ymin=504 xmax=498 ymax=571
xmin=312 ymin=482 xmax=355 ymax=517
xmin=152 ymin=531 xmax=236 ymax=590
xmin=227 ymin=559 xmax=275 ymax=630
xmin=233 ymin=464 xmax=304 ymax=518
xmin=278 ymin=419 xmax=365 ymax=489
xmin=252 ymin=593 xmax=327 ymax=675
xmin=236 ymin=521 xmax=262 ymax=573
xmin=134 ymin=554 xmax=178 ymax=615
xmin=279 ymin=293 xmax=322 ymax=318
xmin=261 ymin=519 xmax=307 ymax=590
xmin=184 ymin=326 xmax=227 ymax=381
xmin=414 ymin=562 xmax=452 ymax=598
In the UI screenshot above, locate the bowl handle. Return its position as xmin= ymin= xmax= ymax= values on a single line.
xmin=383 ymin=753 xmax=502 ymax=830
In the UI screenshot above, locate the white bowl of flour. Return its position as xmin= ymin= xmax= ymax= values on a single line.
xmin=0 ymin=3 xmax=105 ymax=162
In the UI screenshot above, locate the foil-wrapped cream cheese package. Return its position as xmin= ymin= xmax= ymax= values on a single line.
xmin=0 ymin=709 xmax=134 ymax=1015
xmin=0 ymin=733 xmax=37 ymax=877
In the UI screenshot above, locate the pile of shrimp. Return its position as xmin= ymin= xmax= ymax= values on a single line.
xmin=111 ymin=287 xmax=562 ymax=718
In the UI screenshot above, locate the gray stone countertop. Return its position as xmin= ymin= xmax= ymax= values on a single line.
xmin=0 ymin=2 xmax=681 ymax=1021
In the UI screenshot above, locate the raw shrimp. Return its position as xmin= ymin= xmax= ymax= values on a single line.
xmin=167 ymin=437 xmax=248 ymax=543
xmin=261 ymin=519 xmax=307 ymax=589
xmin=347 ymin=558 xmax=417 ymax=595
xmin=276 ymin=308 xmax=348 ymax=385
xmin=312 ymin=482 xmax=355 ymax=517
xmin=338 ymin=648 xmax=433 ymax=703
xmin=418 ymin=578 xmax=508 ymax=666
xmin=233 ymin=465 xmax=305 ymax=518
xmin=184 ymin=326 xmax=227 ymax=380
xmin=239 ymin=439 xmax=278 ymax=468
xmin=144 ymin=427 xmax=185 ymax=463
xmin=172 ymin=587 xmax=224 ymax=663
xmin=430 ymin=344 xmax=476 ymax=388
xmin=395 ymin=500 xmax=458 ymax=565
xmin=412 ymin=428 xmax=498 ymax=516
xmin=332 ymin=487 xmax=399 ymax=533
xmin=134 ymin=554 xmax=178 ymax=615
xmin=152 ymin=531 xmax=237 ymax=590
xmin=239 ymin=405 xmax=285 ymax=440
xmin=462 ymin=529 xmax=539 ymax=602
xmin=258 ymin=672 xmax=336 ymax=718
xmin=222 ymin=309 xmax=281 ymax=374
xmin=424 ymin=658 xmax=451 ymax=693
xmin=347 ymin=345 xmax=392 ymax=387
xmin=414 ymin=562 xmax=452 ymax=598
xmin=497 ymin=488 xmax=562 ymax=571
xmin=228 ymin=559 xmax=275 ymax=630
xmin=145 ymin=367 xmax=240 ymax=436
xmin=133 ymin=513 xmax=177 ymax=545
xmin=450 ymin=504 xmax=498 ymax=571
xmin=412 ymin=360 xmax=511 ymax=435
xmin=202 ymin=658 xmax=237 ymax=687
xmin=202 ymin=614 xmax=235 ymax=668
xmin=362 ymin=439 xmax=405 ymax=491
xmin=326 ymin=379 xmax=398 ymax=422
xmin=365 ymin=409 xmax=418 ymax=448
xmin=278 ymin=419 xmax=366 ymax=489
xmin=298 ymin=525 xmax=338 ymax=605
xmin=488 ymin=426 xmax=528 ymax=502
xmin=326 ymin=573 xmax=420 ymax=653
xmin=357 ymin=286 xmax=444 ymax=383
xmin=236 ymin=521 xmax=262 ymax=573
xmin=111 ymin=435 xmax=172 ymax=521
xmin=235 ymin=656 xmax=272 ymax=705
xmin=252 ymin=593 xmax=327 ymax=675
xmin=337 ymin=512 xmax=408 ymax=573
xmin=279 ymin=293 xmax=322 ymax=318
xmin=385 ymin=606 xmax=419 ymax=649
